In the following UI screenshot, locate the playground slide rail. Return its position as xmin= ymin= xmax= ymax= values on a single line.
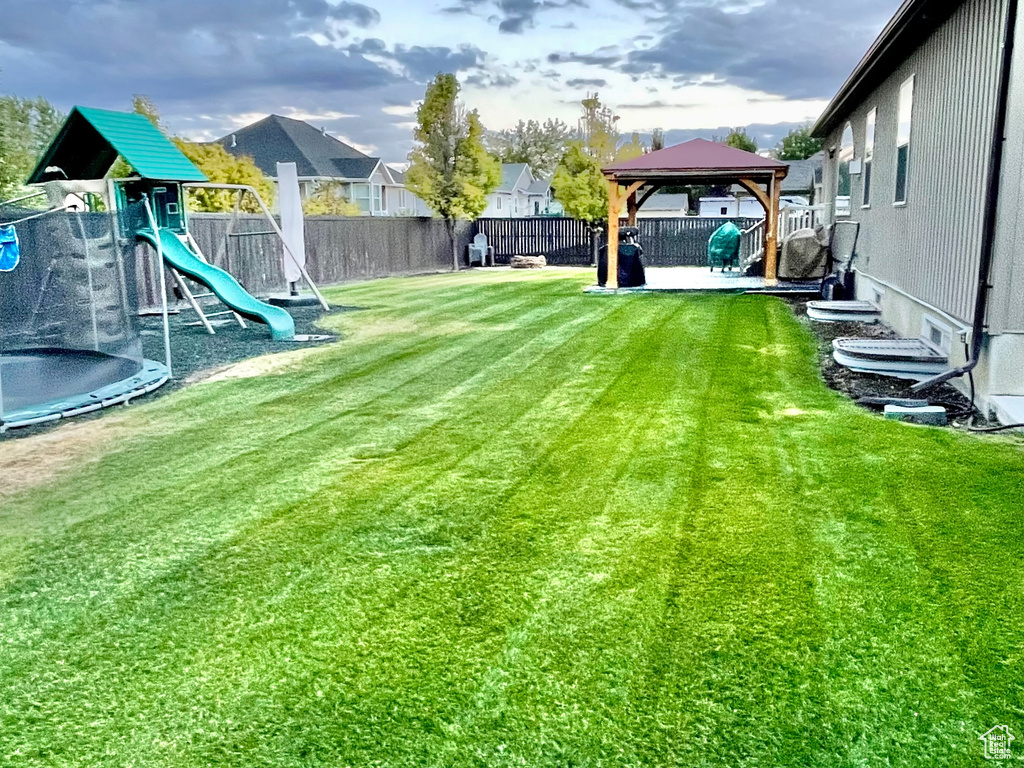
xmin=136 ymin=227 xmax=295 ymax=341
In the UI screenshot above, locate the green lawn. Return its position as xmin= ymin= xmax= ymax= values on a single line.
xmin=2 ymin=269 xmax=1023 ymax=767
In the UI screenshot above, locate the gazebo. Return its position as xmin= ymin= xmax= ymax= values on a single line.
xmin=602 ymin=139 xmax=789 ymax=288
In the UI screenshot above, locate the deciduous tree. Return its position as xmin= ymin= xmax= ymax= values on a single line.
xmin=578 ymin=93 xmax=620 ymax=164
xmin=487 ymin=118 xmax=575 ymax=178
xmin=0 ymin=80 xmax=65 ymax=200
xmin=173 ymin=139 xmax=275 ymax=213
xmin=302 ymin=182 xmax=363 ymax=216
xmin=553 ymin=142 xmax=608 ymax=264
xmin=776 ymin=126 xmax=823 ymax=161
xmin=616 ymin=132 xmax=647 ymax=162
xmin=724 ymin=128 xmax=757 ymax=154
xmin=406 ymin=73 xmax=501 ymax=270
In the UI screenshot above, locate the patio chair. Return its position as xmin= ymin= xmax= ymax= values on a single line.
xmin=467 ymin=233 xmax=494 ymax=267
xmin=708 ymin=221 xmax=741 ymax=272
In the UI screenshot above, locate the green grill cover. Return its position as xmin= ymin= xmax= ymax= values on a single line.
xmin=708 ymin=222 xmax=742 ymax=267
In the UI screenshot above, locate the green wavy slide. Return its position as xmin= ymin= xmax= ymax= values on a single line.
xmin=137 ymin=228 xmax=295 ymax=341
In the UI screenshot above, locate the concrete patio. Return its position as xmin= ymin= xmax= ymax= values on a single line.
xmin=584 ymin=267 xmax=822 ymax=295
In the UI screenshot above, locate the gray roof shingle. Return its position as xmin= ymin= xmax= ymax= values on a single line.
xmin=497 ymin=163 xmax=529 ymax=193
xmin=215 ymin=115 xmax=381 ymax=180
xmin=780 ymin=153 xmax=823 ymax=193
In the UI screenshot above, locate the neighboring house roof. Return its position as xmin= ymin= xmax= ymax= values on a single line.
xmin=29 ymin=106 xmax=207 ymax=184
xmin=527 ymin=178 xmax=551 ymax=195
xmin=497 ymin=163 xmax=531 ymax=193
xmin=813 ymin=0 xmax=965 ymax=137
xmin=215 ymin=114 xmax=386 ymax=181
xmin=780 ymin=153 xmax=823 ymax=192
xmin=642 ymin=193 xmax=690 ymax=211
xmin=604 ymin=139 xmax=788 ymax=179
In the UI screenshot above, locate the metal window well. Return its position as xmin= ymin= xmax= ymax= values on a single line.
xmin=806 ymin=300 xmax=882 ymax=323
xmin=832 ymin=337 xmax=949 ymax=381
xmin=0 ymin=204 xmax=168 ymax=431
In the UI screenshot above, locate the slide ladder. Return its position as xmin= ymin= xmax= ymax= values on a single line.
xmin=137 ymin=227 xmax=295 ymax=341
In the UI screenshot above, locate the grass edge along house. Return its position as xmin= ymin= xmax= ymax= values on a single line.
xmin=813 ymin=0 xmax=1024 ymax=426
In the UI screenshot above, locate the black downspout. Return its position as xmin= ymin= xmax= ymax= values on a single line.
xmin=914 ymin=0 xmax=1020 ymax=392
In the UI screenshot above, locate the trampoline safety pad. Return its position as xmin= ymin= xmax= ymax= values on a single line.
xmin=0 ymin=350 xmax=168 ymax=430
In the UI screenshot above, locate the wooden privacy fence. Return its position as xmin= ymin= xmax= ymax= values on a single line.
xmin=623 ymin=218 xmax=762 ymax=266
xmin=475 ymin=218 xmax=595 ymax=265
xmin=135 ymin=213 xmax=789 ymax=308
xmin=136 ymin=214 xmax=472 ymax=309
xmin=477 ymin=216 xmax=762 ymax=267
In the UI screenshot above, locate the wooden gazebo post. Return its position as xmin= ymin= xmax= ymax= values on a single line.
xmin=600 ymin=140 xmax=788 ymax=289
xmin=607 ymin=178 xmax=621 ymax=290
xmin=605 ymin=179 xmax=645 ymax=290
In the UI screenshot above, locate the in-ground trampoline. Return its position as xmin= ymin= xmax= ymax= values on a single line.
xmin=0 ymin=198 xmax=168 ymax=431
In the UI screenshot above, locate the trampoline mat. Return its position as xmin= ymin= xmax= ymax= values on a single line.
xmin=1 ymin=348 xmax=140 ymax=415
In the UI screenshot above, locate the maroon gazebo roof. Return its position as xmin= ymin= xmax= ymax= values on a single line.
xmin=604 ymin=138 xmax=788 ymax=180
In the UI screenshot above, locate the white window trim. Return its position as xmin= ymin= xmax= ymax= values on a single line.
xmin=894 ymin=75 xmax=915 ymax=206
xmin=835 ymin=122 xmax=855 ymax=218
xmin=863 ymin=107 xmax=876 ymax=208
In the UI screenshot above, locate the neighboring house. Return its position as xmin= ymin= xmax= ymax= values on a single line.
xmin=482 ymin=163 xmax=562 ymax=218
xmin=699 ymin=153 xmax=824 ymax=218
xmin=813 ymin=0 xmax=1024 ymax=423
xmin=636 ymin=192 xmax=690 ymax=218
xmin=526 ymin=176 xmax=564 ymax=217
xmin=215 ymin=115 xmax=422 ymax=216
xmin=385 ymin=166 xmax=434 ymax=216
xmin=699 ymin=196 xmax=764 ymax=218
xmin=781 ymin=152 xmax=825 ymax=204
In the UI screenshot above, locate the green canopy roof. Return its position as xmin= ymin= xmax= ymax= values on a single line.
xmin=28 ymin=106 xmax=207 ymax=184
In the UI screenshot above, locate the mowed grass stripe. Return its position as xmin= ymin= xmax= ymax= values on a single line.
xmin=2 ymin=271 xmax=1024 ymax=767
xmin=0 ymin=288 xmax=667 ymax=765
xmin=0 ymin=276 xmax=612 ymax=642
xmin=0 ymin=276 xmax=594 ymax=569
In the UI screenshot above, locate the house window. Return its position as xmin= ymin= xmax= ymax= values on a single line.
xmin=372 ymin=183 xmax=383 ymax=214
xmin=350 ymin=183 xmax=371 ymax=213
xmin=496 ymin=196 xmax=502 ymax=210
xmin=863 ymin=108 xmax=876 ymax=207
xmin=922 ymin=315 xmax=952 ymax=355
xmin=835 ymin=123 xmax=854 ymax=217
xmin=720 ymin=207 xmax=729 ymax=216
xmin=895 ymin=76 xmax=914 ymax=204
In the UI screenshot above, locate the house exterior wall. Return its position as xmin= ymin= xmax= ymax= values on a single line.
xmin=294 ymin=170 xmax=428 ymax=217
xmin=822 ymin=0 xmax=1007 ymax=325
xmin=820 ymin=0 xmax=1024 ymax=411
xmin=699 ymin=197 xmax=764 ymax=218
xmin=990 ymin=6 xmax=1024 ymax=334
xmin=482 ymin=192 xmax=511 ymax=218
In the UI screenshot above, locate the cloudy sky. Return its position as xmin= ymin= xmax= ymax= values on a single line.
xmin=0 ymin=0 xmax=902 ymax=162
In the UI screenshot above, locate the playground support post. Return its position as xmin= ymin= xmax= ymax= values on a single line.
xmin=183 ymin=183 xmax=329 ymax=311
xmin=142 ymin=195 xmax=173 ymax=380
